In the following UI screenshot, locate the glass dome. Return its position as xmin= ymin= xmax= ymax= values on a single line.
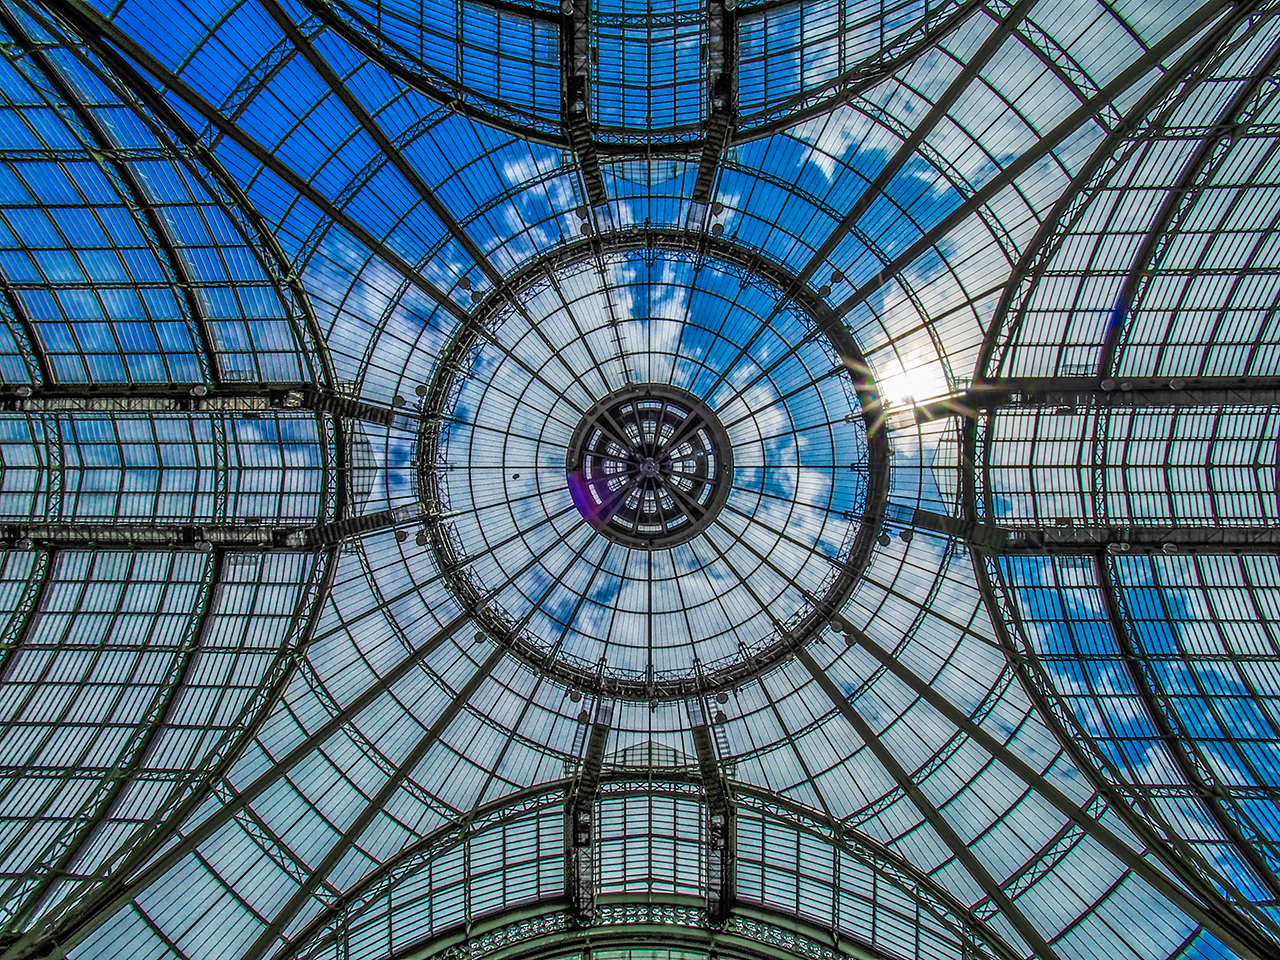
xmin=0 ymin=3 xmax=1278 ymax=960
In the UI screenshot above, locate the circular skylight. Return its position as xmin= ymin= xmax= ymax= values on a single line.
xmin=417 ymin=244 xmax=881 ymax=696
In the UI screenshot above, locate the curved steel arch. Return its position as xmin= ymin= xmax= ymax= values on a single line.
xmin=0 ymin=546 xmax=343 ymax=960
xmin=0 ymin=8 xmax=221 ymax=384
xmin=974 ymin=0 xmax=1280 ymax=380
xmin=954 ymin=9 xmax=1280 ymax=932
xmin=275 ymin=774 xmax=1026 ymax=960
xmin=960 ymin=463 xmax=1280 ymax=959
xmin=1098 ymin=32 xmax=1280 ymax=375
xmin=294 ymin=0 xmax=566 ymax=145
xmin=1095 ymin=553 xmax=1280 ymax=900
xmin=294 ymin=0 xmax=982 ymax=154
xmin=0 ymin=549 xmax=223 ymax=933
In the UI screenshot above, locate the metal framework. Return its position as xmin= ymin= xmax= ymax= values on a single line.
xmin=975 ymin=0 xmax=1280 ymax=378
xmin=239 ymin=644 xmax=508 ymax=960
xmin=689 ymin=0 xmax=736 ymax=206
xmin=0 ymin=551 xmax=223 ymax=931
xmin=959 ymin=410 xmax=1280 ymax=957
xmin=1097 ymin=32 xmax=1280 ymax=376
xmin=561 ymin=0 xmax=606 ymax=207
xmin=1 ymin=4 xmax=1279 ymax=960
xmin=2 ymin=611 xmax=473 ymax=960
xmin=0 ymin=506 xmax=421 ymax=551
xmin=795 ymin=647 xmax=1064 ymax=960
xmin=908 ymin=509 xmax=1280 ymax=555
xmin=1094 ymin=555 xmax=1280 ymax=902
xmin=688 ymin=698 xmax=734 ymax=926
xmin=565 ymin=702 xmax=612 ymax=925
xmin=399 ymin=895 xmax=898 ymax=960
xmin=0 ymin=4 xmax=222 ymax=385
xmin=829 ymin=616 xmax=1280 ymax=959
xmin=914 ymin=376 xmax=1280 ymax=420
xmin=268 ymin=773 xmax=1026 ymax=960
xmin=834 ymin=0 xmax=1259 ymax=328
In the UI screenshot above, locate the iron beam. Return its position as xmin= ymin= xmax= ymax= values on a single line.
xmin=401 ymin=896 xmax=898 ymax=960
xmin=689 ymin=0 xmax=737 ymax=206
xmin=0 ymin=284 xmax=50 ymax=384
xmin=688 ymin=699 xmax=733 ymax=927
xmin=794 ymin=646 xmax=1064 ymax=960
xmin=0 ymin=550 xmax=52 ymax=682
xmin=913 ymin=376 xmax=1280 ymax=420
xmin=0 ymin=505 xmax=422 ymax=552
xmin=561 ymin=0 xmax=606 ymax=207
xmin=908 ymin=509 xmax=1280 ymax=555
xmin=0 ymin=381 xmax=422 ymax=429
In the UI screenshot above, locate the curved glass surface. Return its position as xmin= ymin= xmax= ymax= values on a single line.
xmin=418 ymin=247 xmax=871 ymax=691
xmin=0 ymin=3 xmax=1277 ymax=960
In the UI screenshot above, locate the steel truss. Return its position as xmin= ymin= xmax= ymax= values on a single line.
xmin=689 ymin=0 xmax=736 ymax=206
xmin=401 ymin=895 xmax=896 ymax=960
xmin=0 ymin=505 xmax=422 ymax=552
xmin=565 ymin=702 xmax=613 ymax=925
xmin=560 ymin=0 xmax=606 ymax=206
xmin=908 ymin=509 xmax=1280 ymax=555
xmin=913 ymin=376 xmax=1280 ymax=420
xmin=687 ymin=698 xmax=734 ymax=927
xmin=1 ymin=381 xmax=425 ymax=431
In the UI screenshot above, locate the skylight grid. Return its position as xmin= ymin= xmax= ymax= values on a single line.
xmin=737 ymin=0 xmax=931 ymax=112
xmin=592 ymin=9 xmax=706 ymax=130
xmin=0 ymin=1 xmax=1278 ymax=959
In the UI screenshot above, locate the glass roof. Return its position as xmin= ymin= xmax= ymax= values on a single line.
xmin=0 ymin=2 xmax=1278 ymax=960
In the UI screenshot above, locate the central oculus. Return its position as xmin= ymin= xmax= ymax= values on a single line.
xmin=566 ymin=384 xmax=733 ymax=549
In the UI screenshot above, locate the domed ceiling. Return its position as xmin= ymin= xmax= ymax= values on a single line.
xmin=0 ymin=2 xmax=1278 ymax=960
